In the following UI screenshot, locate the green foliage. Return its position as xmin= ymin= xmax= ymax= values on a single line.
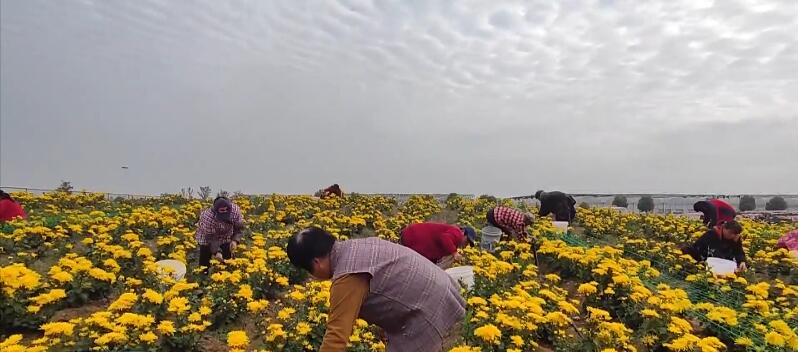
xmin=1 ymin=292 xmax=46 ymax=330
xmin=198 ymin=186 xmax=212 ymax=200
xmin=739 ymin=195 xmax=756 ymax=211
xmin=446 ymin=193 xmax=465 ymax=211
xmin=637 ymin=196 xmax=655 ymax=212
xmin=612 ymin=195 xmax=628 ymax=208
xmin=477 ymin=195 xmax=498 ymax=204
xmin=765 ymin=196 xmax=788 ymax=211
xmin=56 ymin=181 xmax=74 ymax=193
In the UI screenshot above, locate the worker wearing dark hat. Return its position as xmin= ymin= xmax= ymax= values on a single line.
xmin=195 ymin=196 xmax=246 ymax=274
xmin=535 ymin=190 xmax=577 ymax=222
xmin=399 ymin=223 xmax=477 ymax=269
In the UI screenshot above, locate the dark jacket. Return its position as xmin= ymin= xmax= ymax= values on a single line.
xmin=683 ymin=229 xmax=746 ymax=264
xmin=538 ymin=191 xmax=576 ymax=222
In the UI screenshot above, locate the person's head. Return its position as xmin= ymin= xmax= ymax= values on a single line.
xmin=523 ymin=214 xmax=534 ymax=226
xmin=534 ymin=190 xmax=544 ymax=200
xmin=716 ymin=221 xmax=743 ymax=242
xmin=212 ymin=196 xmax=233 ymax=223
xmin=460 ymin=226 xmax=477 ymax=247
xmin=287 ymin=227 xmax=336 ymax=280
xmin=0 ymin=190 xmax=11 ymax=201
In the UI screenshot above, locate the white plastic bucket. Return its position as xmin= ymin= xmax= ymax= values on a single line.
xmin=706 ymin=257 xmax=736 ymax=276
xmin=481 ymin=226 xmax=502 ymax=251
xmin=155 ymin=259 xmax=187 ymax=280
xmin=446 ymin=266 xmax=474 ymax=290
xmin=553 ymin=221 xmax=569 ymax=233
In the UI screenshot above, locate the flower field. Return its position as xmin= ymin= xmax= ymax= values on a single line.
xmin=1 ymin=192 xmax=797 ymax=352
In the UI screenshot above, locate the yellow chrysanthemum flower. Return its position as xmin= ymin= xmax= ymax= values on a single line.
xmin=473 ymin=323 xmax=502 ymax=344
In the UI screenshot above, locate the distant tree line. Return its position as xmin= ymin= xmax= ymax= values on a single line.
xmin=739 ymin=195 xmax=788 ymax=211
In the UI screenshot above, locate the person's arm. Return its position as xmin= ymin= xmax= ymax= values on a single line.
xmin=538 ymin=201 xmax=551 ymax=217
xmin=438 ymin=230 xmax=460 ymax=256
xmin=496 ymin=224 xmax=514 ymax=240
xmin=320 ymin=273 xmax=370 ymax=352
xmin=733 ymin=242 xmax=746 ymax=268
xmin=231 ymin=206 xmax=246 ymax=243
xmin=514 ymin=223 xmax=527 ymax=239
xmin=232 ymin=220 xmax=245 ymax=243
xmin=567 ymin=197 xmax=577 ymax=215
xmin=683 ymin=232 xmax=711 ymax=262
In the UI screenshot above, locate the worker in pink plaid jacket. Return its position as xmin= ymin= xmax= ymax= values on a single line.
xmin=486 ymin=206 xmax=534 ymax=241
xmin=777 ymin=230 xmax=798 ymax=253
xmin=195 ymin=196 xmax=246 ymax=274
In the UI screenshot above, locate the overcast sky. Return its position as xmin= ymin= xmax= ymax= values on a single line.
xmin=1 ymin=0 xmax=797 ymax=197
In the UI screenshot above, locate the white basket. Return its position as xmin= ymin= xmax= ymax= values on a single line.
xmin=706 ymin=257 xmax=736 ymax=276
xmin=480 ymin=226 xmax=502 ymax=251
xmin=155 ymin=259 xmax=187 ymax=280
xmin=552 ymin=221 xmax=569 ymax=233
xmin=446 ymin=266 xmax=474 ymax=290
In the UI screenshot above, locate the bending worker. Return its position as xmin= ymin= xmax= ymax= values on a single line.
xmin=287 ymin=227 xmax=466 ymax=352
xmin=321 ymin=184 xmax=344 ymax=199
xmin=535 ymin=190 xmax=577 ymax=222
xmin=682 ymin=220 xmax=747 ymax=272
xmin=195 ymin=196 xmax=246 ymax=274
xmin=400 ymin=222 xmax=477 ymax=269
xmin=0 ymin=190 xmax=27 ymax=222
xmin=777 ymin=230 xmax=798 ymax=258
xmin=693 ymin=198 xmax=736 ymax=228
xmin=486 ymin=206 xmax=534 ymax=240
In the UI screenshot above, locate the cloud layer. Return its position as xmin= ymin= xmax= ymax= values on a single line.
xmin=1 ymin=0 xmax=797 ymax=196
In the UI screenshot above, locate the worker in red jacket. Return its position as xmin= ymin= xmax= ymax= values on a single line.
xmin=693 ymin=198 xmax=736 ymax=228
xmin=399 ymin=223 xmax=477 ymax=269
xmin=0 ymin=191 xmax=27 ymax=222
xmin=321 ymin=184 xmax=343 ymax=199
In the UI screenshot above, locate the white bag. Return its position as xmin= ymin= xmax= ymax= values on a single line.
xmin=445 ymin=266 xmax=475 ymax=290
xmin=706 ymin=257 xmax=736 ymax=276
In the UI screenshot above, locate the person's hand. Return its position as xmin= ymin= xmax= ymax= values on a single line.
xmin=454 ymin=253 xmax=463 ymax=262
xmin=230 ymin=241 xmax=237 ymax=252
xmin=737 ymin=262 xmax=747 ymax=272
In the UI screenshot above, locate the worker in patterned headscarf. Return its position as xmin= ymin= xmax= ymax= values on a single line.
xmin=195 ymin=196 xmax=246 ymax=274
